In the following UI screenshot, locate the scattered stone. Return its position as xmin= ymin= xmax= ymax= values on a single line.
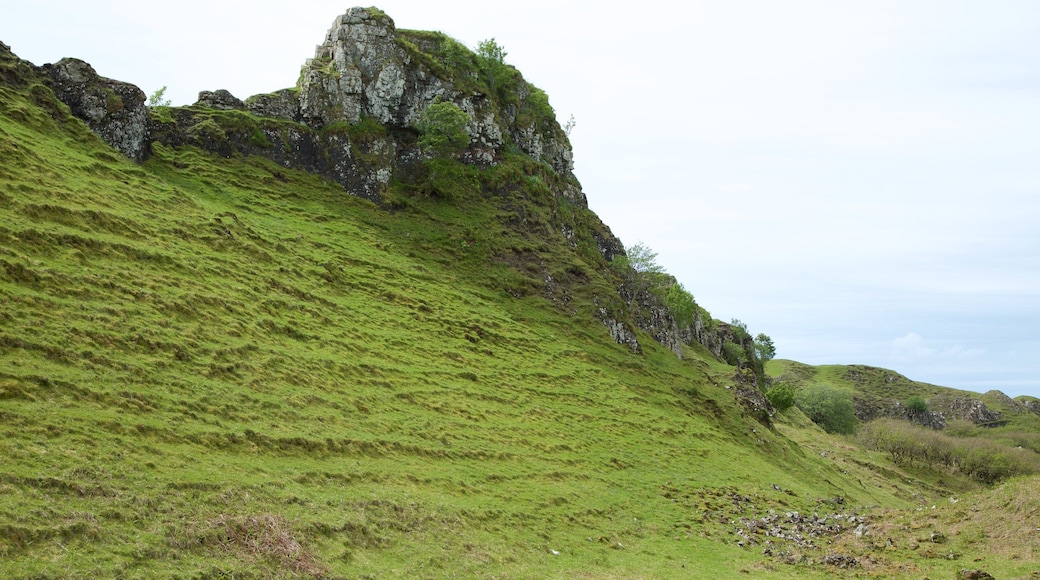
xmin=957 ymin=570 xmax=995 ymax=580
xmin=822 ymin=553 xmax=858 ymax=569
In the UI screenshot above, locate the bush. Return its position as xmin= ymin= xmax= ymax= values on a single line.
xmin=795 ymin=384 xmax=857 ymax=435
xmin=858 ymin=418 xmax=1040 ymax=484
xmin=765 ymin=384 xmax=796 ymax=412
xmin=416 ymin=100 xmax=470 ymax=157
xmin=906 ymin=395 xmax=928 ymax=415
xmin=664 ymin=283 xmax=697 ymax=328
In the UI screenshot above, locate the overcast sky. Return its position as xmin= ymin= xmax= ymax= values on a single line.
xmin=4 ymin=1 xmax=1039 ymax=397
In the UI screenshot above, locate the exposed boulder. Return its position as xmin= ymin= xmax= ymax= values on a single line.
xmin=297 ymin=8 xmax=504 ymax=163
xmin=195 ymin=89 xmax=245 ymax=110
xmin=41 ymin=58 xmax=149 ymax=161
xmin=602 ymin=314 xmax=641 ymax=353
xmin=246 ymin=89 xmax=301 ymax=121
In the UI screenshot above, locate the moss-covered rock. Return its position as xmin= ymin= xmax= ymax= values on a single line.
xmin=40 ymin=57 xmax=149 ymax=161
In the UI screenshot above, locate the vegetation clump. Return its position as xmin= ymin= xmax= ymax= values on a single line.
xmin=860 ymin=418 xmax=1040 ymax=484
xmin=765 ymin=383 xmax=796 ymax=412
xmin=795 ymin=384 xmax=858 ymax=435
xmin=906 ymin=394 xmax=929 ymax=415
xmin=416 ymin=99 xmax=470 ymax=157
xmin=723 ymin=319 xmax=775 ymax=389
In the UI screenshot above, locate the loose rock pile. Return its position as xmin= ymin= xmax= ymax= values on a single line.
xmin=736 ymin=509 xmax=867 ymax=550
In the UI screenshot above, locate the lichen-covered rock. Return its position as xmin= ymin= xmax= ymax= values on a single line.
xmin=1021 ymin=398 xmax=1040 ymax=417
xmin=42 ymin=58 xmax=149 ymax=161
xmin=602 ymin=313 xmax=640 ymax=353
xmin=246 ymin=89 xmax=301 ymax=121
xmin=300 ymin=8 xmax=456 ymax=127
xmin=195 ymin=89 xmax=245 ymax=110
xmin=944 ymin=397 xmax=1001 ymax=424
xmin=853 ymin=398 xmax=948 ymax=429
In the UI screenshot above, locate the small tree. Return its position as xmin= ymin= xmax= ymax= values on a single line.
xmin=148 ymin=86 xmax=171 ymax=107
xmin=624 ymin=241 xmax=664 ymax=274
xmin=563 ymin=114 xmax=576 ymax=136
xmin=475 ymin=38 xmax=512 ymax=97
xmin=795 ymin=384 xmax=857 ymax=435
xmin=754 ymin=333 xmax=776 ymax=365
xmin=723 ymin=321 xmax=775 ymax=389
xmin=612 ymin=241 xmax=667 ymax=297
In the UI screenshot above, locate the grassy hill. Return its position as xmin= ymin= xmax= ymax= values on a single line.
xmin=2 ymin=39 xmax=1039 ymax=579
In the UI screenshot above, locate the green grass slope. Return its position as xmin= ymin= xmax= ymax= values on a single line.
xmin=2 ymin=46 xmax=1035 ymax=579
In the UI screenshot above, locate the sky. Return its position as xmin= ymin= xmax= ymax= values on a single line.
xmin=3 ymin=1 xmax=1039 ymax=397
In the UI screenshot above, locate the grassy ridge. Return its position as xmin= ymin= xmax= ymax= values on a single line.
xmin=2 ymin=48 xmax=1037 ymax=578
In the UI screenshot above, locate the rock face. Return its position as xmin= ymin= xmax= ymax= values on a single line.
xmin=853 ymin=398 xmax=948 ymax=429
xmin=301 ymin=9 xmax=449 ymax=128
xmin=1021 ymin=399 xmax=1040 ymax=417
xmin=41 ymin=58 xmax=149 ymax=161
xmin=942 ymin=397 xmax=1002 ymax=424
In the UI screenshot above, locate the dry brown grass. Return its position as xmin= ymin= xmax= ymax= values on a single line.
xmin=203 ymin=514 xmax=327 ymax=577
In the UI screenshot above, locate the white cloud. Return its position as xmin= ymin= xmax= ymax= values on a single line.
xmin=890 ymin=332 xmax=985 ymax=365
xmin=891 ymin=332 xmax=935 ymax=363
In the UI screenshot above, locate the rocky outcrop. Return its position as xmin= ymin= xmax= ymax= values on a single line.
xmin=1021 ymin=398 xmax=1040 ymax=417
xmin=147 ymin=101 xmax=408 ymax=202
xmin=940 ymin=397 xmax=1002 ymax=425
xmin=195 ymin=89 xmax=245 ymax=110
xmin=245 ymin=89 xmax=301 ymax=121
xmin=853 ymin=398 xmax=947 ymax=429
xmin=143 ymin=8 xmax=584 ymax=206
xmin=40 ymin=58 xmax=149 ymax=161
xmin=854 ymin=393 xmax=1012 ymax=429
xmin=603 ymin=316 xmax=641 ymax=353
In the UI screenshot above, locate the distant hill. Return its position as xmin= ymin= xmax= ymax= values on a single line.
xmin=771 ymin=360 xmax=1040 ymax=431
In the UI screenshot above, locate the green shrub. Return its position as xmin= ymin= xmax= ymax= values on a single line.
xmin=765 ymin=384 xmax=796 ymax=412
xmin=664 ymin=283 xmax=697 ymax=328
xmin=416 ymin=100 xmax=470 ymax=157
xmin=906 ymin=395 xmax=928 ymax=415
xmin=859 ymin=418 xmax=1040 ymax=484
xmin=722 ymin=341 xmax=746 ymax=368
xmin=795 ymin=384 xmax=857 ymax=435
xmin=475 ymin=38 xmax=516 ymax=100
xmin=956 ymin=438 xmax=1039 ymax=484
